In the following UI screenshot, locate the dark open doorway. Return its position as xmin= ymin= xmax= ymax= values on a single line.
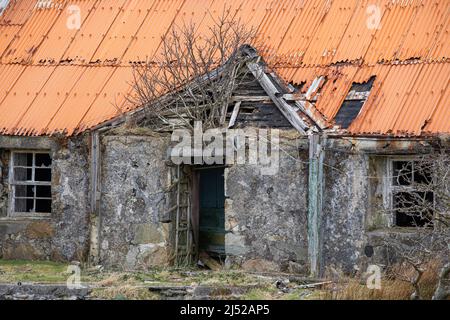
xmin=195 ymin=167 xmax=225 ymax=258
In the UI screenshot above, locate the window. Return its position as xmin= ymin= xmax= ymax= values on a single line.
xmin=10 ymin=152 xmax=52 ymax=215
xmin=390 ymin=159 xmax=434 ymax=227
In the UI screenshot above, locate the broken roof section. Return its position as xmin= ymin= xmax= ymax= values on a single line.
xmin=0 ymin=0 xmax=448 ymax=136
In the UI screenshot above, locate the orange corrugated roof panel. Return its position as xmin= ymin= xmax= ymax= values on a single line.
xmin=62 ymin=0 xmax=127 ymax=64
xmin=302 ymin=0 xmax=359 ymax=66
xmin=0 ymin=24 xmax=20 ymax=56
xmin=256 ymin=0 xmax=302 ymax=56
xmin=0 ymin=65 xmax=55 ymax=134
xmin=331 ymin=0 xmax=388 ymax=64
xmin=122 ymin=0 xmax=184 ymax=63
xmin=349 ymin=62 xmax=450 ymax=135
xmin=363 ymin=0 xmax=421 ymax=64
xmin=396 ymin=0 xmax=449 ymax=61
xmin=429 ymin=6 xmax=450 ymax=60
xmin=13 ymin=65 xmax=86 ymax=135
xmin=78 ymin=66 xmax=134 ymax=131
xmin=314 ymin=65 xmax=360 ymax=120
xmin=425 ymin=78 xmax=450 ymax=133
xmin=90 ymin=0 xmax=157 ymax=64
xmin=33 ymin=0 xmax=97 ymax=64
xmin=276 ymin=0 xmax=331 ymax=66
xmin=45 ymin=66 xmax=115 ymax=135
xmin=0 ymin=63 xmax=26 ymax=102
xmin=0 ymin=0 xmax=36 ymax=26
xmin=1 ymin=3 xmax=64 ymax=64
xmin=0 ymin=0 xmax=448 ymax=136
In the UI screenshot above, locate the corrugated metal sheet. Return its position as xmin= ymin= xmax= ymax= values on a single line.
xmin=122 ymin=0 xmax=184 ymax=63
xmin=78 ymin=66 xmax=134 ymax=131
xmin=1 ymin=3 xmax=64 ymax=63
xmin=62 ymin=0 xmax=127 ymax=65
xmin=44 ymin=66 xmax=115 ymax=135
xmin=349 ymin=62 xmax=450 ymax=135
xmin=0 ymin=0 xmax=448 ymax=136
xmin=90 ymin=0 xmax=157 ymax=64
xmin=0 ymin=63 xmax=26 ymax=102
xmin=33 ymin=0 xmax=97 ymax=64
xmin=0 ymin=24 xmax=20 ymax=56
xmin=0 ymin=0 xmax=36 ymax=26
xmin=0 ymin=65 xmax=56 ymax=134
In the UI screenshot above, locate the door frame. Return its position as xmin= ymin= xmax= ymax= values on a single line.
xmin=190 ymin=165 xmax=226 ymax=258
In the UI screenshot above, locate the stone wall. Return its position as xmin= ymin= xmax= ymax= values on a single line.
xmin=224 ymin=131 xmax=310 ymax=273
xmin=320 ymin=151 xmax=370 ymax=274
xmin=0 ymin=136 xmax=91 ymax=262
xmin=98 ymin=130 xmax=171 ymax=270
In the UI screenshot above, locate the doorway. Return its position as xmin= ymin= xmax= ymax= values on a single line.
xmin=196 ymin=167 xmax=225 ymax=257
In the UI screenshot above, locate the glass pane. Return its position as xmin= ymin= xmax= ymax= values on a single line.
xmin=15 ymin=185 xmax=34 ymax=197
xmin=36 ymin=185 xmax=51 ymax=198
xmin=15 ymin=198 xmax=34 ymax=213
xmin=14 ymin=153 xmax=33 ymax=166
xmin=14 ymin=167 xmax=32 ymax=181
xmin=393 ymin=161 xmax=412 ymax=186
xmin=35 ymin=168 xmax=51 ymax=182
xmin=35 ymin=199 xmax=51 ymax=213
xmin=35 ymin=153 xmax=52 ymax=167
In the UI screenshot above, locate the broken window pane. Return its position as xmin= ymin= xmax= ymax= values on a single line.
xmin=35 ymin=153 xmax=52 ymax=167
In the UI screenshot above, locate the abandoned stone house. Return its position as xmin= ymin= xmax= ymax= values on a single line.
xmin=0 ymin=0 xmax=448 ymax=276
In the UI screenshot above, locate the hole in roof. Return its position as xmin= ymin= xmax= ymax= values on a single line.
xmin=288 ymin=81 xmax=306 ymax=93
xmin=334 ymin=76 xmax=375 ymax=129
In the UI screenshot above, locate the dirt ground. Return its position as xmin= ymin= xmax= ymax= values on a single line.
xmin=0 ymin=259 xmax=438 ymax=300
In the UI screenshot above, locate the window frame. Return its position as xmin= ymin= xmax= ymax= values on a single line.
xmin=8 ymin=150 xmax=52 ymax=218
xmin=387 ymin=157 xmax=435 ymax=228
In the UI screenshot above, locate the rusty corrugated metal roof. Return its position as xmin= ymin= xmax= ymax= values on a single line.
xmin=0 ymin=0 xmax=448 ymax=136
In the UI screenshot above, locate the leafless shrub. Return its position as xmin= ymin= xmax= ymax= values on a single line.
xmin=383 ymin=152 xmax=450 ymax=299
xmin=127 ymin=8 xmax=259 ymax=131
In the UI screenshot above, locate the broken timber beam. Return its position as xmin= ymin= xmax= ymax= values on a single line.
xmin=228 ymin=101 xmax=242 ymax=128
xmin=247 ymin=61 xmax=310 ymax=134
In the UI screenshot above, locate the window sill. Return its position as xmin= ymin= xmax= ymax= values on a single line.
xmin=0 ymin=214 xmax=51 ymax=222
xmin=367 ymin=227 xmax=432 ymax=236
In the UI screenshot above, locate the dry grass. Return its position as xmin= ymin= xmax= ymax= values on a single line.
xmin=0 ymin=260 xmax=69 ymax=283
xmin=92 ymin=272 xmax=159 ymax=300
xmin=321 ymin=260 xmax=441 ymax=300
xmin=92 ymin=285 xmax=159 ymax=300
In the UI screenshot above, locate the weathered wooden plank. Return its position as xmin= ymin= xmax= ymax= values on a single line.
xmin=247 ymin=61 xmax=309 ymax=134
xmin=228 ymin=101 xmax=241 ymax=128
